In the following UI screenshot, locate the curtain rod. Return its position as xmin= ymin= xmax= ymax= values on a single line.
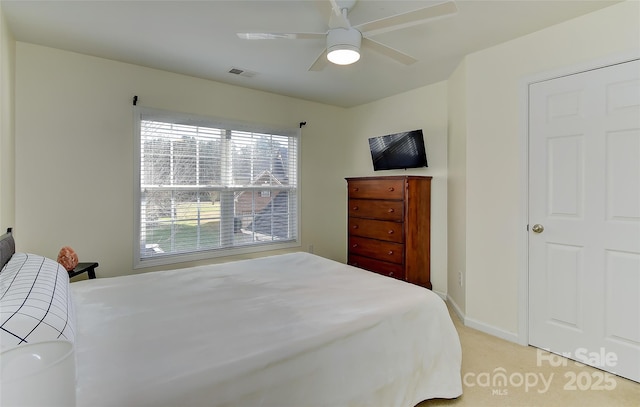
xmin=134 ymin=95 xmax=305 ymax=130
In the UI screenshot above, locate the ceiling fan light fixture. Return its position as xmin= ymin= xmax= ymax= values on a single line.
xmin=326 ymin=28 xmax=361 ymax=65
xmin=327 ymin=47 xmax=360 ymax=65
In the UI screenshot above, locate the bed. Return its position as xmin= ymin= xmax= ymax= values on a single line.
xmin=0 ymin=229 xmax=462 ymax=406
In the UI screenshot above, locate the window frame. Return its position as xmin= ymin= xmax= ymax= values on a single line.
xmin=133 ymin=106 xmax=301 ymax=269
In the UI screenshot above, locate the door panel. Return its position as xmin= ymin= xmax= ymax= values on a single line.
xmin=605 ymin=251 xmax=640 ymax=343
xmin=529 ymin=59 xmax=640 ymax=382
xmin=546 ymin=243 xmax=582 ymax=329
xmin=547 ymin=135 xmax=583 ymax=217
xmin=606 ymin=130 xmax=639 ymax=221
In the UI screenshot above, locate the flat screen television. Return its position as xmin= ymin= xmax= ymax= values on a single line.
xmin=368 ymin=129 xmax=428 ymax=171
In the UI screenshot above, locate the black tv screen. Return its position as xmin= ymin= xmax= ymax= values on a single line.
xmin=368 ymin=129 xmax=428 ymax=171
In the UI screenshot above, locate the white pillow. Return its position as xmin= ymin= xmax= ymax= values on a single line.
xmin=0 ymin=253 xmax=76 ymax=350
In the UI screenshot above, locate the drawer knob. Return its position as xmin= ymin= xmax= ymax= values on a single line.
xmin=352 ymin=225 xmax=359 ymax=229
xmin=388 ymin=272 xmax=394 ymax=277
xmin=387 ymin=208 xmax=394 ymax=213
xmin=352 ymin=206 xmax=359 ymax=211
xmin=352 ymin=244 xmax=358 ymax=248
xmin=388 ymin=187 xmax=395 ymax=192
xmin=353 ymin=187 xmax=359 ymax=192
xmin=388 ymin=250 xmax=393 ymax=255
xmin=387 ymin=230 xmax=394 ymax=234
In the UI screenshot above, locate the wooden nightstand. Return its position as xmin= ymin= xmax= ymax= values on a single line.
xmin=68 ymin=262 xmax=98 ymax=279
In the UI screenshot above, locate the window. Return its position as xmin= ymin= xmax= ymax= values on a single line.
xmin=134 ymin=107 xmax=299 ymax=267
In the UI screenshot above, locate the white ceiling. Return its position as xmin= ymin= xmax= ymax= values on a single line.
xmin=1 ymin=0 xmax=621 ymax=107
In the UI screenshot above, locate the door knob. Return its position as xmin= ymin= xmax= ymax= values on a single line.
xmin=532 ymin=224 xmax=544 ymax=233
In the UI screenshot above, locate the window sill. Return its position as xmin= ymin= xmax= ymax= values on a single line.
xmin=134 ymin=240 xmax=301 ymax=269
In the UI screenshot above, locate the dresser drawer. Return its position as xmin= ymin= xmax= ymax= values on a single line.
xmin=347 ymin=179 xmax=404 ymax=200
xmin=349 ymin=236 xmax=404 ymax=264
xmin=348 ymin=199 xmax=403 ymax=221
xmin=348 ymin=218 xmax=404 ymax=243
xmin=348 ymin=254 xmax=406 ymax=280
xmin=346 ymin=176 xmax=432 ymax=289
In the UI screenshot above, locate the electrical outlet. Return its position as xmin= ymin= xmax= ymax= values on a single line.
xmin=458 ymin=271 xmax=463 ymax=287
xmin=308 ymin=244 xmax=314 ymax=254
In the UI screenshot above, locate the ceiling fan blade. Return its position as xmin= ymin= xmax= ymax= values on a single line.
xmin=308 ymin=49 xmax=329 ymax=71
xmin=356 ymin=0 xmax=457 ymax=36
xmin=329 ymin=0 xmax=343 ymax=16
xmin=311 ymin=0 xmax=349 ymax=29
xmin=237 ymin=32 xmax=325 ymax=40
xmin=362 ymin=37 xmax=417 ymax=65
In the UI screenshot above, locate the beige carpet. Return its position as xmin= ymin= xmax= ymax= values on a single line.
xmin=418 ymin=305 xmax=640 ymax=407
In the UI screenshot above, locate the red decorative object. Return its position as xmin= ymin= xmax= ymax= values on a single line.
xmin=57 ymin=246 xmax=79 ymax=272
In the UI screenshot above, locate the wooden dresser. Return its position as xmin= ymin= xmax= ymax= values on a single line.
xmin=346 ymin=176 xmax=432 ymax=289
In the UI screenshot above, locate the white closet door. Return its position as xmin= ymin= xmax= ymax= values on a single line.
xmin=528 ymin=59 xmax=640 ymax=382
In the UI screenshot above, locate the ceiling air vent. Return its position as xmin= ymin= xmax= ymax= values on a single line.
xmin=228 ymin=67 xmax=256 ymax=78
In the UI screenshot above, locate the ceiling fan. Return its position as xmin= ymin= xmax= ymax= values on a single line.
xmin=237 ymin=0 xmax=458 ymax=71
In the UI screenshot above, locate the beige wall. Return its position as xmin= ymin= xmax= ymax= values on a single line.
xmin=461 ymin=0 xmax=639 ymax=338
xmin=446 ymin=59 xmax=467 ymax=313
xmin=13 ymin=42 xmax=451 ymax=292
xmin=0 ymin=6 xmax=15 ymax=234
xmin=7 ymin=0 xmax=639 ymax=341
xmin=14 ymin=43 xmax=349 ymax=277
xmin=345 ymin=82 xmax=449 ymax=294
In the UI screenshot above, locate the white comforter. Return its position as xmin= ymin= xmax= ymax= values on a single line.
xmin=71 ymin=252 xmax=461 ymax=407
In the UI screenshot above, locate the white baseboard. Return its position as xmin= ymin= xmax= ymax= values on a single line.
xmin=445 ymin=294 xmax=465 ymax=323
xmin=464 ymin=316 xmax=520 ymax=343
xmin=432 ymin=289 xmax=447 ymax=301
xmin=445 ymin=295 xmax=520 ymax=344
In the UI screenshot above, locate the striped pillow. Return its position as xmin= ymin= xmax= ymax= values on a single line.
xmin=0 ymin=253 xmax=76 ymax=350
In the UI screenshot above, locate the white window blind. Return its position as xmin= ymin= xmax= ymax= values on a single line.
xmin=134 ymin=107 xmax=299 ymax=267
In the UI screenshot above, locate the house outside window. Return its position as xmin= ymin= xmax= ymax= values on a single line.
xmin=134 ymin=107 xmax=300 ymax=268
